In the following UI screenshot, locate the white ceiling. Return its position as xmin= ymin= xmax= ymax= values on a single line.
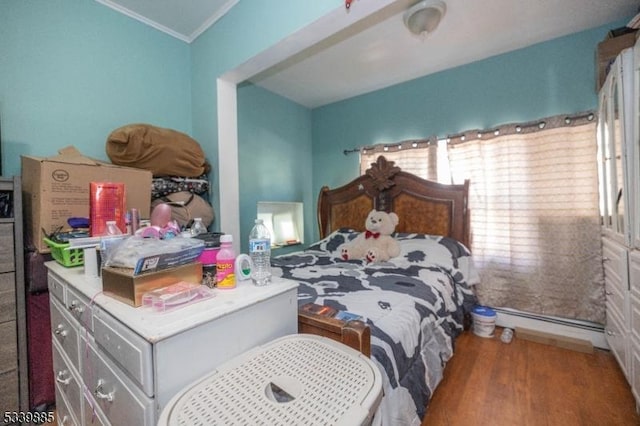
xmin=97 ymin=0 xmax=638 ymax=108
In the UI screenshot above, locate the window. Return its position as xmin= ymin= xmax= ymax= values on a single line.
xmin=358 ymin=113 xmax=604 ymax=323
xmin=359 ymin=138 xmax=450 ymax=183
xmin=257 ymin=201 xmax=304 ymax=248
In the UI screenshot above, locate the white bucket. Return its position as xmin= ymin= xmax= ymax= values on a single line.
xmin=471 ymin=306 xmax=496 ymax=338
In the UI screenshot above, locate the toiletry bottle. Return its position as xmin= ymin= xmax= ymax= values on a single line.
xmin=216 ymin=234 xmax=236 ymax=289
xmin=191 ymin=217 xmax=207 ymax=236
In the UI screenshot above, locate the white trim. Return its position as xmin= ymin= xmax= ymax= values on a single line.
xmin=221 ymin=0 xmax=398 ymax=83
xmin=494 ymin=307 xmax=609 ymax=350
xmin=95 ymin=0 xmax=191 ymax=42
xmin=95 ymin=0 xmax=239 ymax=43
xmin=215 ymin=1 xmax=394 ymax=251
xmin=217 ymin=78 xmax=240 ymax=253
xmin=188 ymin=0 xmax=239 ymax=43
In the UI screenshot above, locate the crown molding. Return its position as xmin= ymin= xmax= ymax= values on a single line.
xmin=95 ymin=0 xmax=238 ymax=43
xmin=188 ymin=0 xmax=239 ymax=43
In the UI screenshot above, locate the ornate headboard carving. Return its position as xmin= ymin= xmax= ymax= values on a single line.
xmin=317 ymin=156 xmax=471 ymax=248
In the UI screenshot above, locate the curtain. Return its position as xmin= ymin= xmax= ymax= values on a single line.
xmin=447 ymin=117 xmax=604 ymax=323
xmin=358 ymin=114 xmax=604 ymax=323
xmin=360 ymin=139 xmax=438 ymax=180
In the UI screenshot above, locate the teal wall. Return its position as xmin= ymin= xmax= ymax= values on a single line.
xmin=310 ymin=21 xmax=625 ymax=238
xmin=0 ymin=0 xmax=192 ymax=176
xmin=237 ymin=83 xmax=313 ymax=255
xmin=0 ymin=0 xmax=630 ymax=248
xmin=1 ymin=0 xmax=339 ymax=243
xmin=189 ymin=0 xmax=340 ymax=237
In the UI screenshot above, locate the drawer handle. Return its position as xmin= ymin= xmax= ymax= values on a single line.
xmin=605 ymin=290 xmax=613 ymax=296
xmin=606 ymin=329 xmax=615 ymax=336
xmin=56 ymin=370 xmax=71 ymax=385
xmin=54 ymin=324 xmax=68 ymax=338
xmin=94 ymin=379 xmax=114 ymax=403
xmin=603 ymin=257 xmax=611 ymax=262
xmin=68 ymin=300 xmax=85 ymax=314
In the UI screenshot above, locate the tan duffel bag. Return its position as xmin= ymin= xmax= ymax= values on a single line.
xmin=106 ymin=123 xmax=210 ymax=177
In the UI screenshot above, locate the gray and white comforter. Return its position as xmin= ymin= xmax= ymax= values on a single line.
xmin=271 ymin=229 xmax=479 ymax=425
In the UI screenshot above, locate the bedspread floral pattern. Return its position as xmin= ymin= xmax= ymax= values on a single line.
xmin=272 ymin=229 xmax=478 ymax=424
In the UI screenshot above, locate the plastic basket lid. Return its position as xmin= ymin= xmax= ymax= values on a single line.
xmin=159 ymin=334 xmax=383 ymax=426
xmin=472 ymin=305 xmax=496 ymax=318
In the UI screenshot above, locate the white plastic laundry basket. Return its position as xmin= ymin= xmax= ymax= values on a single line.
xmin=158 ymin=334 xmax=383 ymax=426
xmin=471 ymin=305 xmax=497 ymax=338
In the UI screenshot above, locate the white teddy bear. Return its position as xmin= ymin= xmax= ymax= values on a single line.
xmin=340 ymin=209 xmax=401 ymax=263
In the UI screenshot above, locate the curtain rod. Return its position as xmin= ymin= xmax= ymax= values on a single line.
xmin=344 ymin=137 xmax=437 ymax=156
xmin=343 ymin=110 xmax=596 ymax=155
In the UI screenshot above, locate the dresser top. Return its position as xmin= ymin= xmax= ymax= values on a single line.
xmin=46 ymin=261 xmax=298 ymax=342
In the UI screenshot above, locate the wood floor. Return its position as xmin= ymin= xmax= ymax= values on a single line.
xmin=422 ymin=329 xmax=640 ymax=426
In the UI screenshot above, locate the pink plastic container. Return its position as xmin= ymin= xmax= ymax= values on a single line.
xmin=194 ymin=232 xmax=223 ymax=288
xmin=195 ymin=233 xmax=222 ymax=265
xmin=198 ymin=246 xmax=219 ymax=265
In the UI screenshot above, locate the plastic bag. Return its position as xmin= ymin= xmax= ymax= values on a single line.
xmin=103 ymin=236 xmax=204 ymax=274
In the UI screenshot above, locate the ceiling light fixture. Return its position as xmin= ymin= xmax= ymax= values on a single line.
xmin=403 ymin=0 xmax=446 ymax=37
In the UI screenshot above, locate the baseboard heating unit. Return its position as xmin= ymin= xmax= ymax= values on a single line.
xmin=493 ymin=307 xmax=608 ymax=350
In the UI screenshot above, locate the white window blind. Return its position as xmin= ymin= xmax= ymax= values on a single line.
xmin=447 ymin=121 xmax=604 ymax=323
xmin=358 ymin=116 xmax=604 ymax=323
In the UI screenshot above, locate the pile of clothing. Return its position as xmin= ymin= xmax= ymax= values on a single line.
xmin=106 ymin=123 xmax=214 ymax=229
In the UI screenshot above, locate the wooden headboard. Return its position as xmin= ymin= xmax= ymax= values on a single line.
xmin=317 ymin=155 xmax=471 ymax=248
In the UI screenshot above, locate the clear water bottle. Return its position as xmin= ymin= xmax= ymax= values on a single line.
xmin=190 ymin=217 xmax=207 ymax=236
xmin=249 ymin=219 xmax=271 ymax=286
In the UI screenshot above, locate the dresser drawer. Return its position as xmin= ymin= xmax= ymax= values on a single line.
xmin=0 ymin=224 xmax=15 ymax=273
xmin=605 ymin=272 xmax=627 ymax=319
xmin=54 ymin=385 xmax=80 ymax=426
xmin=630 ymin=293 xmax=640 ymax=342
xmin=48 ymin=272 xmax=66 ymax=304
xmin=606 ymin=306 xmax=628 ymax=378
xmin=66 ymin=285 xmax=93 ymax=331
xmin=0 ymin=320 xmax=17 ymax=372
xmin=52 ymin=339 xmax=83 ymax=422
xmin=50 ymin=297 xmax=80 ymax=372
xmin=93 ymin=306 xmax=153 ymax=397
xmin=0 ymin=369 xmax=18 ymax=412
xmin=0 ymin=272 xmax=16 ymax=323
xmin=631 ymin=251 xmax=640 ymax=297
xmin=83 ymin=394 xmax=109 ymax=426
xmin=603 ymin=238 xmax=629 ymax=291
xmin=81 ymin=334 xmax=154 ymax=426
xmin=631 ymin=339 xmax=640 ymax=407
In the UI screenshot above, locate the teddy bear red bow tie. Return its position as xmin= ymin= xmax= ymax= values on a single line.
xmin=365 ymin=231 xmax=381 ymax=239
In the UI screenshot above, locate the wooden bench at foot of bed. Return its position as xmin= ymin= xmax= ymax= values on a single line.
xmin=298 ymin=310 xmax=371 ymax=357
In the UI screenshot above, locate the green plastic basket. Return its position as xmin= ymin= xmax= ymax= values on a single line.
xmin=44 ymin=237 xmax=84 ymax=267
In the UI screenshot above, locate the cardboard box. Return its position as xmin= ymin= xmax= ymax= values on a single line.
xmin=515 ymin=327 xmax=594 ymax=354
xmin=102 ymin=262 xmax=203 ymax=307
xmin=22 ymin=146 xmax=152 ymax=253
xmin=596 ymin=31 xmax=637 ymax=92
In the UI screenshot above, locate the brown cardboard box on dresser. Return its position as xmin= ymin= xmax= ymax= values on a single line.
xmin=21 ymin=146 xmax=152 ymax=253
xmin=102 ymin=262 xmax=203 ymax=307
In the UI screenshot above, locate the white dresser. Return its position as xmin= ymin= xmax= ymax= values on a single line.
xmin=46 ymin=262 xmax=298 ymax=425
xmin=597 ymin=38 xmax=640 ymax=409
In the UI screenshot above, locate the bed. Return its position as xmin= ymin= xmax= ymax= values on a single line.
xmin=271 ymin=156 xmax=479 ymax=425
